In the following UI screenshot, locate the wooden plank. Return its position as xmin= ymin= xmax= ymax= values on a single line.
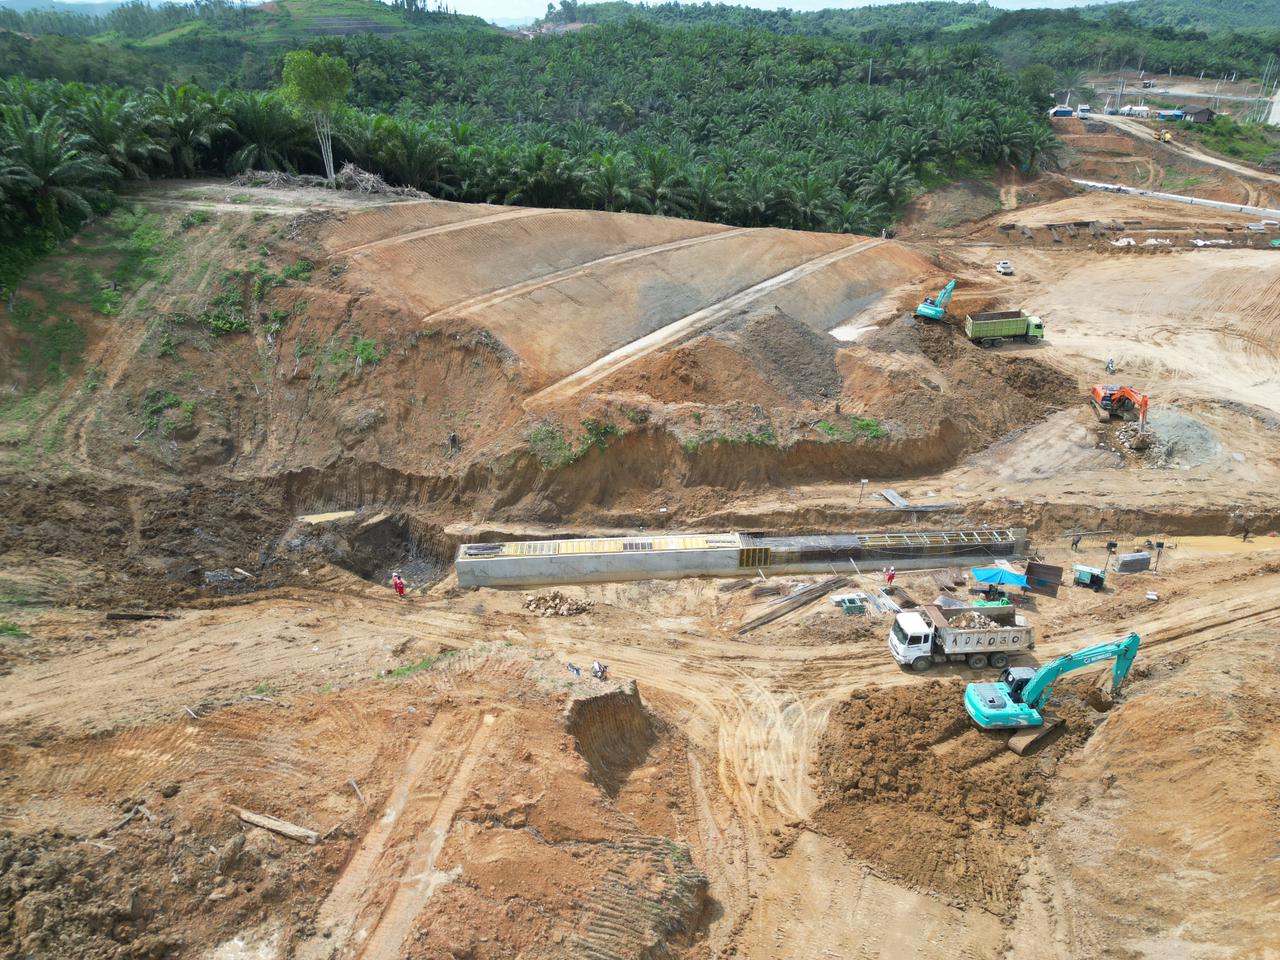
xmin=233 ymin=807 xmax=319 ymax=845
xmin=880 ymin=489 xmax=910 ymax=508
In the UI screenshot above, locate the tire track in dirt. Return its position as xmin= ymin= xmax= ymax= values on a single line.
xmin=524 ymin=237 xmax=887 ymax=407
xmin=418 ymin=226 xmax=753 ymax=322
xmin=334 ymin=208 xmax=554 ymax=256
xmin=296 ymin=712 xmax=474 ymax=960
xmin=352 ymin=711 xmax=499 ymax=960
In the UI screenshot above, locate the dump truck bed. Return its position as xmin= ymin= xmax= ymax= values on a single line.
xmin=923 ymin=605 xmax=1034 ymax=655
xmin=965 ymin=312 xmax=1033 ymax=339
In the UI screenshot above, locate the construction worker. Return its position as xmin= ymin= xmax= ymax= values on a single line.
xmin=591 ymin=660 xmax=609 ymax=681
xmin=1071 ymin=534 xmax=1082 ymax=552
xmin=391 ymin=571 xmax=406 ymax=598
xmin=1106 ymin=355 xmax=1115 ymax=374
xmin=886 ymin=566 xmax=896 ymax=588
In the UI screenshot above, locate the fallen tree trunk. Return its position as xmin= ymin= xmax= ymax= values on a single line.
xmin=233 ymin=807 xmax=319 ymax=844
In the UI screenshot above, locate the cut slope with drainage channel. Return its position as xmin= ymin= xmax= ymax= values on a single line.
xmin=526 ymin=238 xmax=886 ymax=406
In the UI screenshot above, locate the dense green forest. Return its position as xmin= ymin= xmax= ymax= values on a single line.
xmin=538 ymin=2 xmax=1280 ymax=75
xmin=1 ymin=0 xmax=1275 ymax=294
xmin=2 ymin=9 xmax=1068 ymax=291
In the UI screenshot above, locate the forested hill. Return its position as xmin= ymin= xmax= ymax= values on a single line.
xmin=0 ymin=0 xmax=494 ymax=44
xmin=536 ymin=2 xmax=1280 ymax=74
xmin=539 ymin=0 xmax=1280 ymax=35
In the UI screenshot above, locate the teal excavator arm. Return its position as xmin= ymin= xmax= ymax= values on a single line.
xmin=1022 ymin=632 xmax=1141 ymax=711
xmin=965 ymin=632 xmax=1140 ymax=730
xmin=936 ymin=279 xmax=956 ymax=308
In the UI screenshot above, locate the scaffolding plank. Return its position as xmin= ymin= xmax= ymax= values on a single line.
xmin=881 ymin=489 xmax=910 ymax=508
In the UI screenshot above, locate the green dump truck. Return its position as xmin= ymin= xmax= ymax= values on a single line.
xmin=964 ymin=310 xmax=1045 ymax=347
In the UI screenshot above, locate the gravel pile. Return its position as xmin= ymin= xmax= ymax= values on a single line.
xmin=524 ymin=591 xmax=595 ymax=616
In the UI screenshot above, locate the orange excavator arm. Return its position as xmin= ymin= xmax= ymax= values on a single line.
xmin=1112 ymin=387 xmax=1149 ymax=429
xmin=1090 ymin=385 xmax=1149 ymax=429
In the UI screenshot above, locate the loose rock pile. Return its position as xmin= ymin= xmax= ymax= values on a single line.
xmin=953 ymin=610 xmax=998 ymax=629
xmin=524 ymin=591 xmax=594 ymax=616
xmin=1115 ymin=422 xmax=1155 ymax=452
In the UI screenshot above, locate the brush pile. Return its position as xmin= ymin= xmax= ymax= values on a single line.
xmin=232 ymin=163 xmax=431 ymax=197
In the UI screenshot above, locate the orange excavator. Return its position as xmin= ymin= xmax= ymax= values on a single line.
xmin=1091 ymin=384 xmax=1150 ymax=446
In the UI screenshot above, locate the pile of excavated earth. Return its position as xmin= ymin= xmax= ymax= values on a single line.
xmin=2 ymin=109 xmax=1280 ymax=960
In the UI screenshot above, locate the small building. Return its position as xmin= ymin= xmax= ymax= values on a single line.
xmin=1049 ymin=106 xmax=1074 ymax=118
xmin=1180 ymin=106 xmax=1217 ymax=124
xmin=1119 ymin=105 xmax=1150 ymax=118
xmin=1155 ymin=109 xmax=1184 ymax=122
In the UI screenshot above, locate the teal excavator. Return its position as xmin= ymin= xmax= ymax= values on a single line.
xmin=965 ymin=633 xmax=1140 ymax=750
xmin=914 ymin=279 xmax=956 ymax=321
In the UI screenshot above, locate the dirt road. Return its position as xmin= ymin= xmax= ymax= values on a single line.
xmin=1095 ymin=114 xmax=1280 ymax=187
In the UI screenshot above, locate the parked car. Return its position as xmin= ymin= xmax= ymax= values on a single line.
xmin=995 ymin=260 xmax=1014 ymax=275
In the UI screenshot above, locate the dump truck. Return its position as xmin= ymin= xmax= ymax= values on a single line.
xmin=888 ymin=605 xmax=1034 ymax=672
xmin=964 ymin=310 xmax=1045 ymax=347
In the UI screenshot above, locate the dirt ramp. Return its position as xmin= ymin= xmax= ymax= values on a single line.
xmin=565 ymin=680 xmax=658 ymax=797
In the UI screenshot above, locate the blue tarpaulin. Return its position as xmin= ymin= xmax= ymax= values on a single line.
xmin=970 ymin=567 xmax=1028 ymax=588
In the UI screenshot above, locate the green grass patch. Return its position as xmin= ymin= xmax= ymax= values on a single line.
xmin=380 ymin=649 xmax=458 ymax=679
xmin=92 ymin=287 xmax=123 ymax=316
xmin=0 ymin=619 xmax=27 ymax=637
xmin=279 ymin=260 xmax=313 ymax=282
xmin=527 ymin=418 xmax=622 ymax=468
xmin=0 ymin=384 xmax=61 ymax=444
xmin=180 ymin=210 xmax=211 ymax=231
xmin=1182 ymin=117 xmax=1280 ymax=166
xmin=138 ymin=389 xmax=181 ymax=437
xmin=7 ymin=298 xmax=86 ymax=378
xmin=815 ymin=416 xmax=885 ymax=441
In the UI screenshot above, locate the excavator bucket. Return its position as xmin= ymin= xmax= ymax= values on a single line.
xmin=1006 ymin=716 xmax=1062 ymax=755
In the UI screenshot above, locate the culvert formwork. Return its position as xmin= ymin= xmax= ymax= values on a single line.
xmin=455 ymin=528 xmax=1029 ymax=587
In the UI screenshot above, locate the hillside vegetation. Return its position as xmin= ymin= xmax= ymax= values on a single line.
xmin=538 ymin=1 xmax=1280 ymax=75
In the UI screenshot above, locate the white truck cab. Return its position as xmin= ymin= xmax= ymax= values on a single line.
xmin=888 ymin=611 xmax=934 ymax=666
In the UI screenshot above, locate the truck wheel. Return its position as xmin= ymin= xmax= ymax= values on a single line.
xmin=911 ymin=658 xmax=932 ymax=672
xmin=981 ymin=338 xmax=995 ymax=348
xmin=990 ymin=653 xmax=1009 ymax=669
xmin=967 ymin=653 xmax=988 ymax=669
xmin=1026 ymin=335 xmax=1040 ymax=344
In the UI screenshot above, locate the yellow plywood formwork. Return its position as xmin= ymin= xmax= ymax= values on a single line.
xmin=492 ymin=534 xmax=741 ymax=558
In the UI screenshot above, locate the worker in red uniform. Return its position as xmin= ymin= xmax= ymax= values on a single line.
xmin=391 ymin=572 xmax=406 ymax=598
xmin=886 ymin=566 xmax=896 ymax=588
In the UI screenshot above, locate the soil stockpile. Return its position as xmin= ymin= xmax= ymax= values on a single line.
xmin=811 ymin=680 xmax=1099 ymax=912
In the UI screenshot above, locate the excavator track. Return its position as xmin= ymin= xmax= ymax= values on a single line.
xmin=1006 ymin=716 xmax=1062 ymax=755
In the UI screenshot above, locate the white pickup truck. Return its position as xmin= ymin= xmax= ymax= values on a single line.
xmin=888 ymin=605 xmax=1034 ymax=672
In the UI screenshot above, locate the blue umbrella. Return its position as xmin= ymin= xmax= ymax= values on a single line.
xmin=970 ymin=567 xmax=1028 ymax=588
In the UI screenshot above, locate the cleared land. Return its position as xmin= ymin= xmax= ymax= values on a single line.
xmin=2 ymin=158 xmax=1280 ymax=960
